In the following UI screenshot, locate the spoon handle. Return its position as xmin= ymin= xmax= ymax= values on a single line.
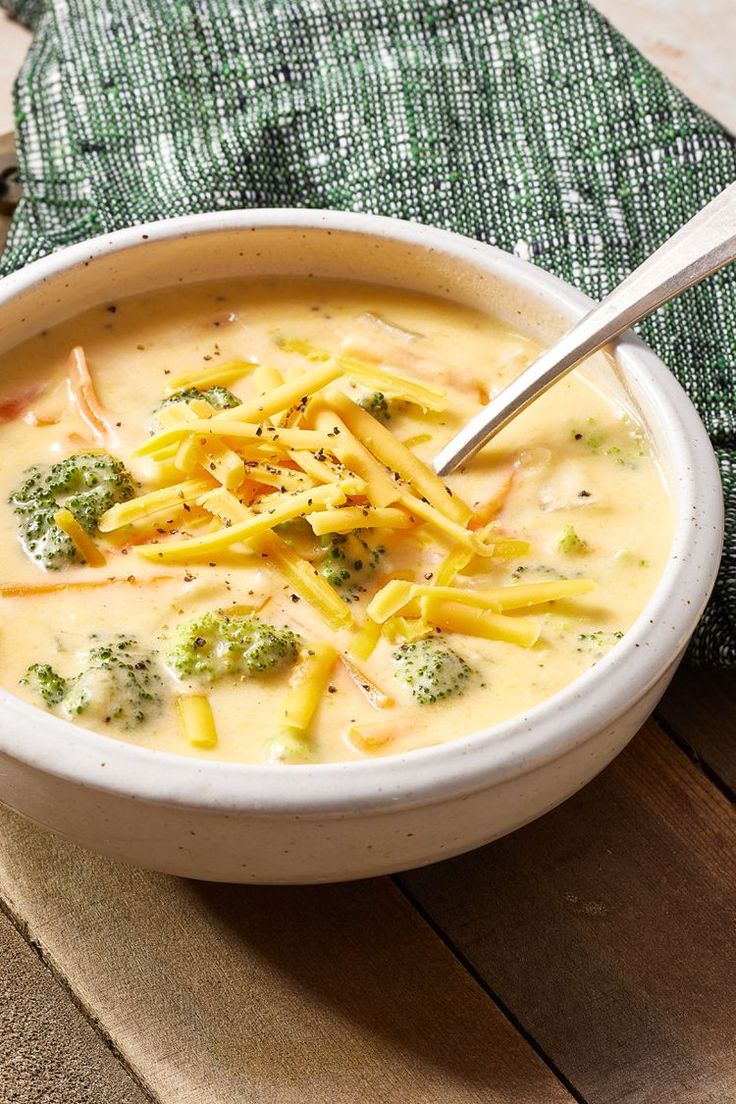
xmin=433 ymin=181 xmax=736 ymax=476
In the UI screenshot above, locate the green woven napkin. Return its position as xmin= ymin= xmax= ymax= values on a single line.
xmin=3 ymin=0 xmax=735 ymax=664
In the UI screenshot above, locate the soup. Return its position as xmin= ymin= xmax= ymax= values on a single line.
xmin=0 ymin=278 xmax=672 ymax=763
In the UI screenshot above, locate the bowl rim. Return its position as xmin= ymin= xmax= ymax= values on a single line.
xmin=0 ymin=208 xmax=724 ymax=815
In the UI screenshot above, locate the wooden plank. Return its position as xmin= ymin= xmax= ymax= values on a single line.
xmin=400 ymin=720 xmax=736 ymax=1104
xmin=656 ymin=667 xmax=736 ymax=794
xmin=0 ymin=804 xmax=573 ymax=1104
xmin=0 ymin=906 xmax=148 ymax=1104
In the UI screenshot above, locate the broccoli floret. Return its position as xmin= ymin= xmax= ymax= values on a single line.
xmin=9 ymin=453 xmax=135 ymax=570
xmin=153 ymin=385 xmax=240 ymax=419
xmin=22 ymin=635 xmax=164 ymax=730
xmin=557 ymin=525 xmax=589 ymax=555
xmin=392 ymin=638 xmax=474 ymax=704
xmin=165 ymin=612 xmax=299 ymax=683
xmin=21 ymin=663 xmax=68 ymax=706
xmin=318 ymin=533 xmax=385 ymax=602
xmin=357 ymin=391 xmax=391 ymax=425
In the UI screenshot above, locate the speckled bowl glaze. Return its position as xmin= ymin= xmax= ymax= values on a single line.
xmin=0 ymin=211 xmax=723 ymax=883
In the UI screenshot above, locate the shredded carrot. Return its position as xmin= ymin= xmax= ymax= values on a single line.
xmin=67 ymin=346 xmax=114 ymax=445
xmin=0 ymin=385 xmax=45 ymax=423
xmin=468 ymin=467 xmax=516 ymax=530
xmin=339 ymin=654 xmax=394 ymax=710
xmin=0 ymin=576 xmax=178 ymax=598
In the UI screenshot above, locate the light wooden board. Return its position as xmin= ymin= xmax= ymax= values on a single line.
xmin=0 ymin=906 xmax=148 ymax=1104
xmin=0 ymin=804 xmax=573 ymax=1104
xmin=400 ymin=720 xmax=736 ymax=1104
xmin=657 ymin=667 xmax=736 ymax=794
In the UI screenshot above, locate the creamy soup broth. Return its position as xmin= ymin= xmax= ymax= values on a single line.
xmin=0 ymin=278 xmax=672 ymax=762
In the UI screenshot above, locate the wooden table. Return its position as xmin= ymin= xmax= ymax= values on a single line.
xmin=1 ymin=10 xmax=735 ymax=1103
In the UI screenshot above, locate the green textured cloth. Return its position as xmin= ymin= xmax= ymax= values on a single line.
xmin=2 ymin=0 xmax=735 ymax=663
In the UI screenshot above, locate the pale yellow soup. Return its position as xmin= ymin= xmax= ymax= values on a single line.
xmin=0 ymin=278 xmax=672 ymax=763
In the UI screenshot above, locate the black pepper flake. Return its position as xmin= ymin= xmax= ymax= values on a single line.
xmin=290 ymin=593 xmax=300 ymax=603
xmin=327 ymin=685 xmax=337 ymax=694
xmin=194 ymin=637 xmax=206 ymax=648
xmin=578 ymin=489 xmax=591 ymax=498
xmin=106 ymin=304 xmax=117 ymax=313
xmin=255 ymin=426 xmax=263 ymax=437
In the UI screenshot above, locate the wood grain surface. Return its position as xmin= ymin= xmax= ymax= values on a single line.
xmin=657 ymin=667 xmax=736 ymax=794
xmin=400 ymin=719 xmax=736 ymax=1104
xmin=0 ymin=805 xmax=573 ymax=1104
xmin=0 ymin=907 xmax=147 ymax=1104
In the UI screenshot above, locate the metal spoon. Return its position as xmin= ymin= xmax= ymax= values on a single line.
xmin=433 ymin=181 xmax=736 ymax=476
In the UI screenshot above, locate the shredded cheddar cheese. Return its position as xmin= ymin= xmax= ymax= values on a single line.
xmin=348 ymin=618 xmax=382 ymax=661
xmin=53 ymin=508 xmax=106 ymax=567
xmin=212 ymin=361 xmax=343 ymax=425
xmin=326 ymin=389 xmax=472 ymax=524
xmin=135 ymin=482 xmax=352 ymax=562
xmin=306 ymin=505 xmax=412 ymax=536
xmin=309 ymin=405 xmax=399 ymax=507
xmin=283 ymin=642 xmax=338 ymax=732
xmin=367 ymin=578 xmax=595 ymax=624
xmin=419 ymin=594 xmax=541 ymax=648
xmin=167 ymin=359 xmax=255 ymax=393
xmin=98 ymin=478 xmax=216 ymax=532
xmin=277 ymin=337 xmax=447 ymax=412
xmin=176 ymin=694 xmax=218 ymax=749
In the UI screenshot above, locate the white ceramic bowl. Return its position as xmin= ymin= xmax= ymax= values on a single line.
xmin=0 ymin=211 xmax=723 ymax=883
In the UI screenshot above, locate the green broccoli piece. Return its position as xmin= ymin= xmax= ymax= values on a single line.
xmin=318 ymin=533 xmax=385 ymax=602
xmin=21 ymin=663 xmax=68 ymax=706
xmin=165 ymin=612 xmax=299 ymax=683
xmin=392 ymin=638 xmax=474 ymax=704
xmin=558 ymin=525 xmax=589 ymax=555
xmin=9 ymin=453 xmax=135 ymax=570
xmin=357 ymin=391 xmax=391 ymax=425
xmin=22 ymin=635 xmax=164 ymax=730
